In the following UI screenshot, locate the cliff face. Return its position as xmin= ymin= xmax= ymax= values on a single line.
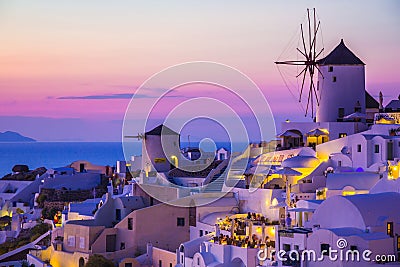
xmin=0 ymin=131 xmax=36 ymax=142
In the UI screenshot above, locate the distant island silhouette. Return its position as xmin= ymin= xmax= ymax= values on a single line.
xmin=0 ymin=131 xmax=36 ymax=142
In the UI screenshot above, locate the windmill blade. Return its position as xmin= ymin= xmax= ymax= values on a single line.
xmin=296 ymin=47 xmax=308 ymax=58
xmin=124 ymin=133 xmax=144 ymax=140
xmin=296 ymin=66 xmax=307 ymax=78
xmin=274 ymin=8 xmax=324 ymax=119
xmin=311 ymin=78 xmax=320 ymax=106
xmin=299 ymin=66 xmax=308 ymax=101
xmin=315 ymin=65 xmax=324 ymax=79
xmin=300 ymin=24 xmax=308 ymax=60
xmin=305 ymin=88 xmax=312 ymax=117
xmin=275 ymin=60 xmax=307 ymax=65
xmin=313 ymin=8 xmax=317 ymax=58
xmin=311 ymin=21 xmax=320 ymax=53
xmin=307 ymin=9 xmax=312 ymax=54
xmin=315 ymin=48 xmax=324 ymax=59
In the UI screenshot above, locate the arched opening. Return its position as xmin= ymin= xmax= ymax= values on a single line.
xmin=78 ymin=257 xmax=85 ymax=267
xmin=230 ymin=257 xmax=246 ymax=267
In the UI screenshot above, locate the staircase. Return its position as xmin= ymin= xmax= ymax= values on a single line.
xmin=203 ymin=165 xmax=228 ymax=192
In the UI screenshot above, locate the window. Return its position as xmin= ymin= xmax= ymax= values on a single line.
xmin=197 ymin=257 xmax=200 ymax=265
xmin=339 ymin=133 xmax=347 ymax=138
xmin=177 ymin=217 xmax=185 ymax=227
xmin=374 ymin=144 xmax=380 ymax=153
xmin=79 ymin=237 xmax=85 ymax=249
xmin=170 ymin=264 xmax=173 ymax=267
xmin=397 ymin=236 xmax=400 ymax=251
xmin=128 ymin=218 xmax=133 ymax=230
xmin=120 ymin=242 xmax=125 ymax=250
xmin=283 ymin=244 xmax=291 ymax=252
xmin=67 ymin=236 xmax=75 ymax=247
xmin=357 ymin=144 xmax=362 ymax=152
xmin=387 ymin=222 xmax=394 ymax=237
xmin=159 ymin=260 xmax=162 ymax=267
xmin=332 ymin=76 xmax=337 ymax=82
xmin=125 ymin=263 xmax=133 ymax=267
xmin=350 ymin=245 xmax=358 ymax=251
xmin=321 ymin=243 xmax=330 ymax=256
xmin=199 ymin=230 xmax=203 ymax=237
xmin=328 ymin=66 xmax=333 ymax=72
xmin=116 ymin=209 xmax=121 ymax=221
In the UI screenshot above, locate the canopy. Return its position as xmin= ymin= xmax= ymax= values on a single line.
xmin=269 ymin=201 xmax=287 ymax=209
xmin=343 ymin=112 xmax=366 ymax=120
xmin=277 ymin=130 xmax=301 ymax=138
xmin=274 ymin=167 xmax=302 ymax=176
xmin=306 ymin=128 xmax=328 ymax=137
xmin=288 ymin=208 xmax=315 ymax=212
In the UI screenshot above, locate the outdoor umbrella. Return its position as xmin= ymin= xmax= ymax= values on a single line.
xmin=274 ymin=167 xmax=302 ymax=176
xmin=306 ymin=128 xmax=328 ymax=137
xmin=343 ymin=112 xmax=366 ymax=120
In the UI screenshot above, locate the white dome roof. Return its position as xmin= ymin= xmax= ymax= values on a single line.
xmin=282 ymin=155 xmax=320 ymax=168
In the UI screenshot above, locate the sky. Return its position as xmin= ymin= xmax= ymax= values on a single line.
xmin=0 ymin=0 xmax=399 ymax=141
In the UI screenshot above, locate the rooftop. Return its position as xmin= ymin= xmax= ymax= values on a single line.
xmin=317 ymin=39 xmax=365 ymax=65
xmin=145 ymin=124 xmax=179 ymax=136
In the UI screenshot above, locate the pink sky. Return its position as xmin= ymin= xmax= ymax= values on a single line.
xmin=0 ymin=1 xmax=399 ymax=141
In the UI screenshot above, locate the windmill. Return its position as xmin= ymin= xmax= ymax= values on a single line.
xmin=275 ymin=8 xmax=324 ymax=119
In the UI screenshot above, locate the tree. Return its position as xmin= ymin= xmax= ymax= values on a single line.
xmin=85 ymin=254 xmax=114 ymax=267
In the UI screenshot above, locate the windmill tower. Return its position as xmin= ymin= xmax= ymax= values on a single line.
xmin=316 ymin=39 xmax=366 ymax=123
xmin=275 ymin=9 xmax=367 ymax=124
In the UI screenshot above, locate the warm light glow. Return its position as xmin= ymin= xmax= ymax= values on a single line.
xmin=342 ymin=191 xmax=356 ymax=196
xmin=388 ymin=164 xmax=399 ymax=180
xmin=268 ymin=227 xmax=275 ymax=237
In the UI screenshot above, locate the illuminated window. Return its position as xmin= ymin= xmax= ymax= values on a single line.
xmin=357 ymin=144 xmax=362 ymax=152
xmin=387 ymin=222 xmax=393 ymax=237
xmin=339 ymin=133 xmax=347 ymax=138
xmin=375 ymin=144 xmax=380 ymax=153
xmin=397 ymin=236 xmax=400 ymax=251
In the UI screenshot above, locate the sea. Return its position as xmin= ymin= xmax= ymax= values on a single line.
xmin=0 ymin=141 xmax=246 ymax=177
